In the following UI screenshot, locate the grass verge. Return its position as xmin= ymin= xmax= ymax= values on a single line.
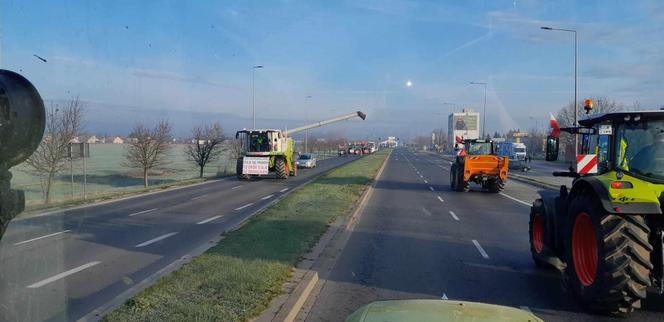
xmin=103 ymin=150 xmax=389 ymax=322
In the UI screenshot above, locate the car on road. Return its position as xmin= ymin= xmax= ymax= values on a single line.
xmin=296 ymin=153 xmax=317 ymax=168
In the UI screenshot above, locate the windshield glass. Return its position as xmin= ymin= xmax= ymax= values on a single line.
xmin=616 ymin=120 xmax=664 ymax=181
xmin=515 ymin=147 xmax=526 ymax=153
xmin=466 ymin=143 xmax=492 ymax=155
xmin=299 ymin=155 xmax=310 ymax=160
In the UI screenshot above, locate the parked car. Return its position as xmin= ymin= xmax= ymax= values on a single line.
xmin=296 ymin=153 xmax=317 ymax=168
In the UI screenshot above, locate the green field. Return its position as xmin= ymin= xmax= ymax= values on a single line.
xmin=10 ymin=144 xmax=338 ymax=207
xmin=10 ymin=144 xmax=237 ymax=206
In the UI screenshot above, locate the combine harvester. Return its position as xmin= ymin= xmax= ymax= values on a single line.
xmin=235 ymin=111 xmax=366 ymax=180
xmin=529 ymin=100 xmax=664 ymax=316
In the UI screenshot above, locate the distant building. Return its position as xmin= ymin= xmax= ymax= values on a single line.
xmin=86 ymin=135 xmax=100 ymax=144
xmin=70 ymin=136 xmax=81 ymax=144
xmin=112 ymin=136 xmax=124 ymax=144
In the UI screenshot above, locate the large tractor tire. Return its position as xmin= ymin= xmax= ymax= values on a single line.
xmin=449 ymin=164 xmax=457 ymax=191
xmin=529 ymin=199 xmax=555 ymax=268
xmin=455 ymin=166 xmax=469 ymax=192
xmin=290 ymin=161 xmax=298 ymax=177
xmin=236 ymin=158 xmax=250 ymax=180
xmin=487 ymin=178 xmax=504 ymax=193
xmin=564 ymin=193 xmax=652 ymax=316
xmin=275 ymin=157 xmax=288 ymax=179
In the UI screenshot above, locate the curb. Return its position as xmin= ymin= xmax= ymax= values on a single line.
xmin=265 ymin=150 xmax=392 ymax=322
xmin=78 ymin=157 xmax=361 ymax=322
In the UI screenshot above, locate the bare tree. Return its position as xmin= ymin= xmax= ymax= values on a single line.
xmin=124 ymin=120 xmax=173 ymax=187
xmin=25 ymin=98 xmax=84 ymax=203
xmin=556 ymin=96 xmax=624 ymax=146
xmin=185 ymin=122 xmax=225 ymax=178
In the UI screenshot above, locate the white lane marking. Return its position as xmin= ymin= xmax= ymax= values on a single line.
xmin=197 ymin=215 xmax=223 ymax=225
xmin=499 ymin=192 xmax=531 ymax=207
xmin=441 ymin=293 xmax=449 ymax=300
xmin=437 ymin=195 xmax=444 ymax=203
xmin=14 ymin=230 xmax=71 ymax=246
xmin=280 ymin=187 xmax=289 ymax=192
xmin=520 ymin=306 xmax=533 ymax=313
xmin=128 ymin=208 xmax=158 ymax=217
xmin=135 ymin=232 xmax=179 ymax=248
xmin=235 ymin=203 xmax=254 ymax=211
xmin=448 ymin=161 xmax=453 ymax=165
xmin=191 ymin=194 xmax=208 ymax=201
xmin=261 ymin=194 xmax=274 ymax=200
xmin=472 ymin=239 xmax=490 ymax=259
xmin=423 ymin=179 xmax=428 ymax=184
xmin=449 ymin=211 xmax=460 ymax=221
xmin=27 ymin=261 xmax=101 ymax=289
xmin=231 ymin=185 xmax=243 ymax=190
xmin=429 ymin=186 xmax=435 ymax=192
xmin=421 ymin=207 xmax=432 ymax=216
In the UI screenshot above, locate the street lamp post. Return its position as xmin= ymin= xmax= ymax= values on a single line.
xmin=305 ymin=95 xmax=312 ymax=153
xmin=469 ymin=82 xmax=487 ymax=138
xmin=541 ymin=26 xmax=578 ymax=155
xmin=251 ymin=65 xmax=264 ymax=129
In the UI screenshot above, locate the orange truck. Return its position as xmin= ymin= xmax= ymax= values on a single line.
xmin=449 ymin=139 xmax=509 ymax=192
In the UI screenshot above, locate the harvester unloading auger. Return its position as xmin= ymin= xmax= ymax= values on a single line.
xmin=235 ymin=111 xmax=366 ymax=179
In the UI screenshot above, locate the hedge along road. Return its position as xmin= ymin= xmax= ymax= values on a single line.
xmin=101 ymin=150 xmax=389 ymax=322
xmin=0 ymin=153 xmax=365 ymax=322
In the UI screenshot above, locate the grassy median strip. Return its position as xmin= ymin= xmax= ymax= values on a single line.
xmin=103 ymin=150 xmax=389 ymax=322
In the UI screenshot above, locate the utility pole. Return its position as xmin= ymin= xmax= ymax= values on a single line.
xmin=469 ymin=82 xmax=488 ymax=138
xmin=251 ymin=65 xmax=264 ymax=129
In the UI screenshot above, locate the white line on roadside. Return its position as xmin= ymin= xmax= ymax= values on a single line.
xmin=14 ymin=230 xmax=71 ymax=246
xmin=128 ymin=208 xmax=158 ymax=217
xmin=261 ymin=194 xmax=274 ymax=200
xmin=280 ymin=187 xmax=289 ymax=192
xmin=232 ymin=185 xmax=243 ymax=190
xmin=27 ymin=261 xmax=101 ymax=289
xmin=449 ymin=211 xmax=459 ymax=221
xmin=472 ymin=239 xmax=490 ymax=259
xmin=499 ymin=192 xmax=531 ymax=207
xmin=234 ymin=203 xmax=254 ymax=211
xmin=135 ymin=232 xmax=179 ymax=248
xmin=197 ymin=215 xmax=223 ymax=225
xmin=429 ymin=186 xmax=435 ymax=192
xmin=424 ymin=179 xmax=428 ymax=184
xmin=191 ymin=194 xmax=208 ymax=201
xmin=441 ymin=293 xmax=449 ymax=300
xmin=437 ymin=195 xmax=444 ymax=203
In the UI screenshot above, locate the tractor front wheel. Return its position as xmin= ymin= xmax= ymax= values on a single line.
xmin=275 ymin=157 xmax=288 ymax=179
xmin=529 ymin=200 xmax=554 ymax=268
xmin=487 ymin=178 xmax=504 ymax=193
xmin=564 ymin=193 xmax=652 ymax=316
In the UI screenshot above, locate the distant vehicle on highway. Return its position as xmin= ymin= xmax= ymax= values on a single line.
xmin=296 ymin=153 xmax=317 ymax=168
xmin=497 ymin=142 xmax=528 ymax=170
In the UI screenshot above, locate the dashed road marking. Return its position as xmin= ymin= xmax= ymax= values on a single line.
xmin=424 ymin=179 xmax=428 ymax=184
xmin=135 ymin=232 xmax=179 ymax=248
xmin=197 ymin=215 xmax=223 ymax=225
xmin=421 ymin=207 xmax=432 ymax=216
xmin=499 ymin=192 xmax=531 ymax=207
xmin=129 ymin=208 xmax=158 ymax=217
xmin=232 ymin=185 xmax=243 ymax=190
xmin=449 ymin=211 xmax=459 ymax=221
xmin=191 ymin=194 xmax=208 ymax=200
xmin=280 ymin=187 xmax=289 ymax=192
xmin=472 ymin=239 xmax=490 ymax=259
xmin=261 ymin=194 xmax=274 ymax=200
xmin=27 ymin=261 xmax=101 ymax=289
xmin=441 ymin=293 xmax=449 ymax=300
xmin=235 ymin=203 xmax=254 ymax=211
xmin=14 ymin=230 xmax=71 ymax=246
xmin=437 ymin=195 xmax=444 ymax=203
xmin=429 ymin=186 xmax=435 ymax=192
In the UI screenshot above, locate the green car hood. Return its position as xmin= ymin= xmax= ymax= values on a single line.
xmin=345 ymin=300 xmax=543 ymax=322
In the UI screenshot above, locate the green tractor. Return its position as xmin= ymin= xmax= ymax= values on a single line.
xmin=235 ymin=111 xmax=366 ymax=180
xmin=529 ymin=106 xmax=664 ymax=316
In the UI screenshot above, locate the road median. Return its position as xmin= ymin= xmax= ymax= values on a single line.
xmin=102 ymin=150 xmax=390 ymax=322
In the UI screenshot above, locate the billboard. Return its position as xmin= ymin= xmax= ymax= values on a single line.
xmin=452 ymin=115 xmax=478 ymax=131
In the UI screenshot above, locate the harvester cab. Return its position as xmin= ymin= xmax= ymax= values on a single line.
xmin=235 ymin=111 xmax=366 ymax=180
xmin=530 ymin=102 xmax=664 ymax=316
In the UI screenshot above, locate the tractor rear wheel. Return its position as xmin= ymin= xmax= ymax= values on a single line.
xmin=236 ymin=158 xmax=250 ymax=180
xmin=564 ymin=193 xmax=652 ymax=316
xmin=456 ymin=166 xmax=468 ymax=192
xmin=449 ymin=164 xmax=457 ymax=190
xmin=290 ymin=161 xmax=298 ymax=177
xmin=487 ymin=178 xmax=504 ymax=193
xmin=275 ymin=157 xmax=288 ymax=179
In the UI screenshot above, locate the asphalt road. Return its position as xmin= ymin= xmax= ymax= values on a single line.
xmin=301 ymin=148 xmax=664 ymax=322
xmin=0 ymin=155 xmax=358 ymax=322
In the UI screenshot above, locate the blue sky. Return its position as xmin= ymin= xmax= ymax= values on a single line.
xmin=1 ymin=0 xmax=663 ymax=140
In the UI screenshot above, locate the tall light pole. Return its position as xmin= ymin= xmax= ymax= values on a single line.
xmin=541 ymin=26 xmax=577 ymax=155
xmin=304 ymin=95 xmax=312 ymax=153
xmin=470 ymin=81 xmax=487 ymax=138
xmin=251 ymin=65 xmax=264 ymax=129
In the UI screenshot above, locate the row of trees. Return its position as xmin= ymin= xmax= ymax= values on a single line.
xmin=25 ymin=100 xmax=240 ymax=203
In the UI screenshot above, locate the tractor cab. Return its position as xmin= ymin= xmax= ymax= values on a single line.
xmin=463 ymin=139 xmax=495 ymax=156
xmin=236 ymin=129 xmax=285 ymax=155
